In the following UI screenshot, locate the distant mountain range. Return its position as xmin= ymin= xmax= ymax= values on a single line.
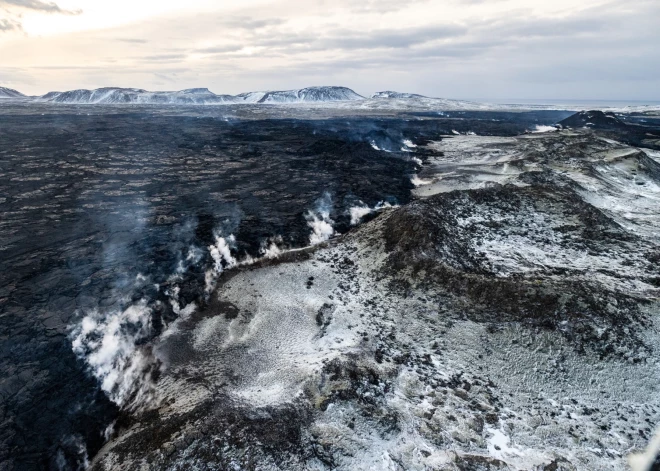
xmin=0 ymin=85 xmax=438 ymax=105
xmin=0 ymin=86 xmax=366 ymax=105
xmin=0 ymin=85 xmax=496 ymax=111
xmin=2 ymin=85 xmax=659 ymax=113
xmin=39 ymin=87 xmax=237 ymax=105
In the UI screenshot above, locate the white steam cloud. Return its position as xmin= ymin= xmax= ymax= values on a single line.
xmin=532 ymin=125 xmax=559 ymax=133
xmin=209 ymin=234 xmax=237 ymax=272
xmin=259 ymin=235 xmax=283 ymax=259
xmin=70 ymin=299 xmax=157 ymax=407
xmin=70 ymin=225 xmax=248 ymax=410
xmin=410 ymin=175 xmax=433 ymax=187
xmin=205 ymin=234 xmax=238 ymax=294
xmin=306 ymin=192 xmax=335 ymax=245
xmin=70 ymin=210 xmax=332 ymax=412
xmin=348 ymin=200 xmax=395 ymax=225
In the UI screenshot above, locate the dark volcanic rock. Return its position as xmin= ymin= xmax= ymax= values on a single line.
xmin=559 ymin=110 xmax=627 ymax=129
xmin=558 ymin=110 xmax=660 ymax=150
xmin=2 ymin=102 xmax=659 ymax=470
xmin=382 ymin=183 xmax=654 ymax=356
xmin=0 ymin=108 xmax=435 ymax=469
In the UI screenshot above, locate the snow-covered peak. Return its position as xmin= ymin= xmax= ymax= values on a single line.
xmin=38 ymin=87 xmax=237 ymax=105
xmin=371 ymin=91 xmax=429 ymax=99
xmin=0 ymin=86 xmax=25 ymax=99
xmin=179 ymin=88 xmax=213 ymax=95
xmin=36 ymin=85 xmax=364 ymax=105
xmin=235 ymin=91 xmax=268 ymax=103
xmin=256 ymin=86 xmax=364 ymax=103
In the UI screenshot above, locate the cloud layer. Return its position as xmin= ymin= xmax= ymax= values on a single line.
xmin=1 ymin=0 xmax=79 ymax=14
xmin=0 ymin=0 xmax=658 ymax=101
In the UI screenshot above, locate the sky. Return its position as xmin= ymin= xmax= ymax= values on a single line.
xmin=0 ymin=0 xmax=658 ymax=101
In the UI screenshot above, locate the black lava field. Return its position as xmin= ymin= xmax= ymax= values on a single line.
xmin=0 ymin=105 xmax=572 ymax=469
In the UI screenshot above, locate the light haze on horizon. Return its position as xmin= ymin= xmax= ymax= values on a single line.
xmin=0 ymin=0 xmax=658 ymax=101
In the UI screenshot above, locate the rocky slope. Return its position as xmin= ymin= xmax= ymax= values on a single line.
xmin=88 ymin=130 xmax=660 ymax=470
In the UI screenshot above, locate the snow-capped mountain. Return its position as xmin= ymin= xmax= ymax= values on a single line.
xmin=37 ymin=86 xmax=364 ymax=105
xmin=39 ymin=87 xmax=236 ymax=105
xmin=235 ymin=91 xmax=268 ymax=103
xmin=0 ymin=86 xmax=25 ymax=99
xmin=15 ymin=84 xmax=660 ymax=113
xmin=255 ymin=86 xmax=364 ymax=103
xmin=370 ymin=91 xmax=429 ymax=99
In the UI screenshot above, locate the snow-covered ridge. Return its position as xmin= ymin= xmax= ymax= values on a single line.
xmin=36 ymin=86 xmax=364 ymax=105
xmin=4 ymin=84 xmax=660 ymax=112
xmin=0 ymin=86 xmax=25 ymax=99
xmin=370 ymin=90 xmax=429 ymax=99
xmin=257 ymin=86 xmax=363 ymax=103
xmin=38 ymin=87 xmax=238 ymax=105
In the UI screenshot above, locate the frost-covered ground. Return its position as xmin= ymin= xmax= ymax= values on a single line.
xmin=415 ymin=132 xmax=660 ymax=241
xmin=90 ymin=131 xmax=660 ymax=471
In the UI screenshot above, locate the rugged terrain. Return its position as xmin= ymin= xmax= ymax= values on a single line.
xmin=0 ymin=107 xmax=428 ymax=469
xmin=1 ymin=101 xmax=659 ymax=469
xmin=85 ymin=131 xmax=660 ymax=470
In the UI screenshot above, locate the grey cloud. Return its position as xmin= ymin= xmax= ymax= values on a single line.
xmin=348 ymin=0 xmax=419 ymax=13
xmin=322 ymin=24 xmax=467 ymax=49
xmin=478 ymin=15 xmax=612 ymax=40
xmin=397 ymin=39 xmax=507 ymax=60
xmin=117 ymin=38 xmax=148 ymax=44
xmin=471 ymin=0 xmax=660 ymax=43
xmin=318 ymin=0 xmax=430 ymax=14
xmin=512 ymin=46 xmax=660 ymax=83
xmin=139 ymin=54 xmax=188 ymax=62
xmin=250 ymin=32 xmax=316 ymax=49
xmin=0 ymin=17 xmax=20 ymax=31
xmin=196 ymin=44 xmax=245 ymax=54
xmin=153 ymin=72 xmax=177 ymax=82
xmin=217 ymin=16 xmax=286 ymax=30
xmin=0 ymin=0 xmax=80 ymax=14
xmin=0 ymin=66 xmax=34 ymax=85
xmin=239 ymin=24 xmax=467 ymax=55
xmin=6 ymin=0 xmax=660 ymax=101
xmin=31 ymin=65 xmax=108 ymax=70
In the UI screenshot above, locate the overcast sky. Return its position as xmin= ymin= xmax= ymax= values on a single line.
xmin=0 ymin=0 xmax=658 ymax=101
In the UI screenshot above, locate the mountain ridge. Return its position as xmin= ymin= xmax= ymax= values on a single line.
xmin=3 ymin=85 xmax=659 ymax=113
xmin=0 ymin=86 xmax=25 ymax=98
xmin=371 ymin=90 xmax=430 ymax=99
xmin=35 ymin=86 xmax=364 ymax=105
